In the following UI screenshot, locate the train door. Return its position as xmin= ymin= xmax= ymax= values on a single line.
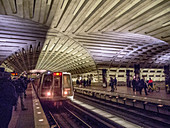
xmin=40 ymin=74 xmax=53 ymax=97
xmin=62 ymin=73 xmax=73 ymax=97
xmin=53 ymin=72 xmax=62 ymax=97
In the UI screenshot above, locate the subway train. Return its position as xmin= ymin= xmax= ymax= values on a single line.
xmin=33 ymin=71 xmax=74 ymax=105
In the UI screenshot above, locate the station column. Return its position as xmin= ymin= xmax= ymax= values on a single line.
xmin=164 ymin=65 xmax=170 ymax=93
xmin=134 ymin=64 xmax=140 ymax=79
xmin=102 ymin=69 xmax=107 ymax=88
xmin=126 ymin=70 xmax=130 ymax=87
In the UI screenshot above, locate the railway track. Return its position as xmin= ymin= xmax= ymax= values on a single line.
xmin=74 ymin=92 xmax=170 ymax=128
xmin=41 ymin=101 xmax=121 ymax=128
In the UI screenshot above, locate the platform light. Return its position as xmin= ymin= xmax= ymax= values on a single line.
xmin=39 ymin=119 xmax=44 ymax=122
xmin=37 ymin=112 xmax=41 ymax=114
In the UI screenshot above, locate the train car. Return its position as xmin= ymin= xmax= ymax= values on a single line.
xmin=34 ymin=71 xmax=74 ymax=105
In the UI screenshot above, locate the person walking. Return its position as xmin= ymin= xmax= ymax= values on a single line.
xmin=14 ymin=76 xmax=28 ymax=111
xmin=0 ymin=68 xmax=17 ymax=128
xmin=148 ymin=78 xmax=153 ymax=92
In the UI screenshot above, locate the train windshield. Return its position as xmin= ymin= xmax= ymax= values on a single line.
xmin=42 ymin=74 xmax=53 ymax=88
xmin=63 ymin=74 xmax=71 ymax=88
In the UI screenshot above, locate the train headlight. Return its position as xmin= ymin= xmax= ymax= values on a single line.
xmin=64 ymin=91 xmax=68 ymax=95
xmin=47 ymin=92 xmax=51 ymax=96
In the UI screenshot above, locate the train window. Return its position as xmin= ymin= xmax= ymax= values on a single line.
xmin=63 ymin=74 xmax=71 ymax=88
xmin=42 ymin=74 xmax=52 ymax=88
xmin=54 ymin=76 xmax=60 ymax=87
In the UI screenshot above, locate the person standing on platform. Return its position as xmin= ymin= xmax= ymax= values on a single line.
xmin=132 ymin=76 xmax=136 ymax=92
xmin=0 ymin=68 xmax=17 ymax=128
xmin=14 ymin=76 xmax=28 ymax=111
xmin=76 ymin=78 xmax=80 ymax=86
xmin=110 ymin=77 xmax=114 ymax=92
xmin=114 ymin=77 xmax=117 ymax=90
xmin=141 ymin=77 xmax=148 ymax=95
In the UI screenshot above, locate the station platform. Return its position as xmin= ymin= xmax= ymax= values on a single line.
xmin=9 ymin=84 xmax=50 ymax=128
xmin=74 ymin=84 xmax=170 ymax=109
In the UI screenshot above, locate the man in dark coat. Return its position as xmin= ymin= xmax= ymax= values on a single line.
xmin=0 ymin=68 xmax=17 ymax=128
xmin=14 ymin=76 xmax=28 ymax=111
xmin=141 ymin=76 xmax=148 ymax=95
xmin=132 ymin=76 xmax=136 ymax=92
xmin=110 ymin=77 xmax=114 ymax=92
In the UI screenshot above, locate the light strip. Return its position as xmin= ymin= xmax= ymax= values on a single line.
xmin=72 ymin=51 xmax=78 ymax=55
xmin=100 ymin=0 xmax=120 ymax=17
xmin=55 ymin=44 xmax=62 ymax=51
xmin=115 ymin=0 xmax=140 ymax=18
xmin=67 ymin=48 xmax=73 ymax=53
xmin=49 ymin=43 xmax=56 ymax=51
xmin=43 ymin=44 xmax=48 ymax=51
xmin=73 ymin=0 xmax=85 ymax=15
xmin=61 ymin=0 xmax=69 ymax=10
xmin=77 ymin=53 xmax=82 ymax=57
xmin=162 ymin=21 xmax=170 ymax=26
xmin=131 ymin=0 xmax=164 ymax=19
xmin=85 ymin=0 xmax=102 ymax=18
xmin=61 ymin=46 xmax=68 ymax=52
xmin=147 ymin=8 xmax=170 ymax=22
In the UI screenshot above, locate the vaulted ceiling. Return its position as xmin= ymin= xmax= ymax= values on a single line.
xmin=0 ymin=0 xmax=170 ymax=74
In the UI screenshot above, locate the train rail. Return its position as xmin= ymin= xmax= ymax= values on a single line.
xmin=74 ymin=92 xmax=170 ymax=128
xmin=41 ymin=100 xmax=121 ymax=128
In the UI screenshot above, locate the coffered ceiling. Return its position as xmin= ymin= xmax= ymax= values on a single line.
xmin=0 ymin=0 xmax=169 ymax=73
